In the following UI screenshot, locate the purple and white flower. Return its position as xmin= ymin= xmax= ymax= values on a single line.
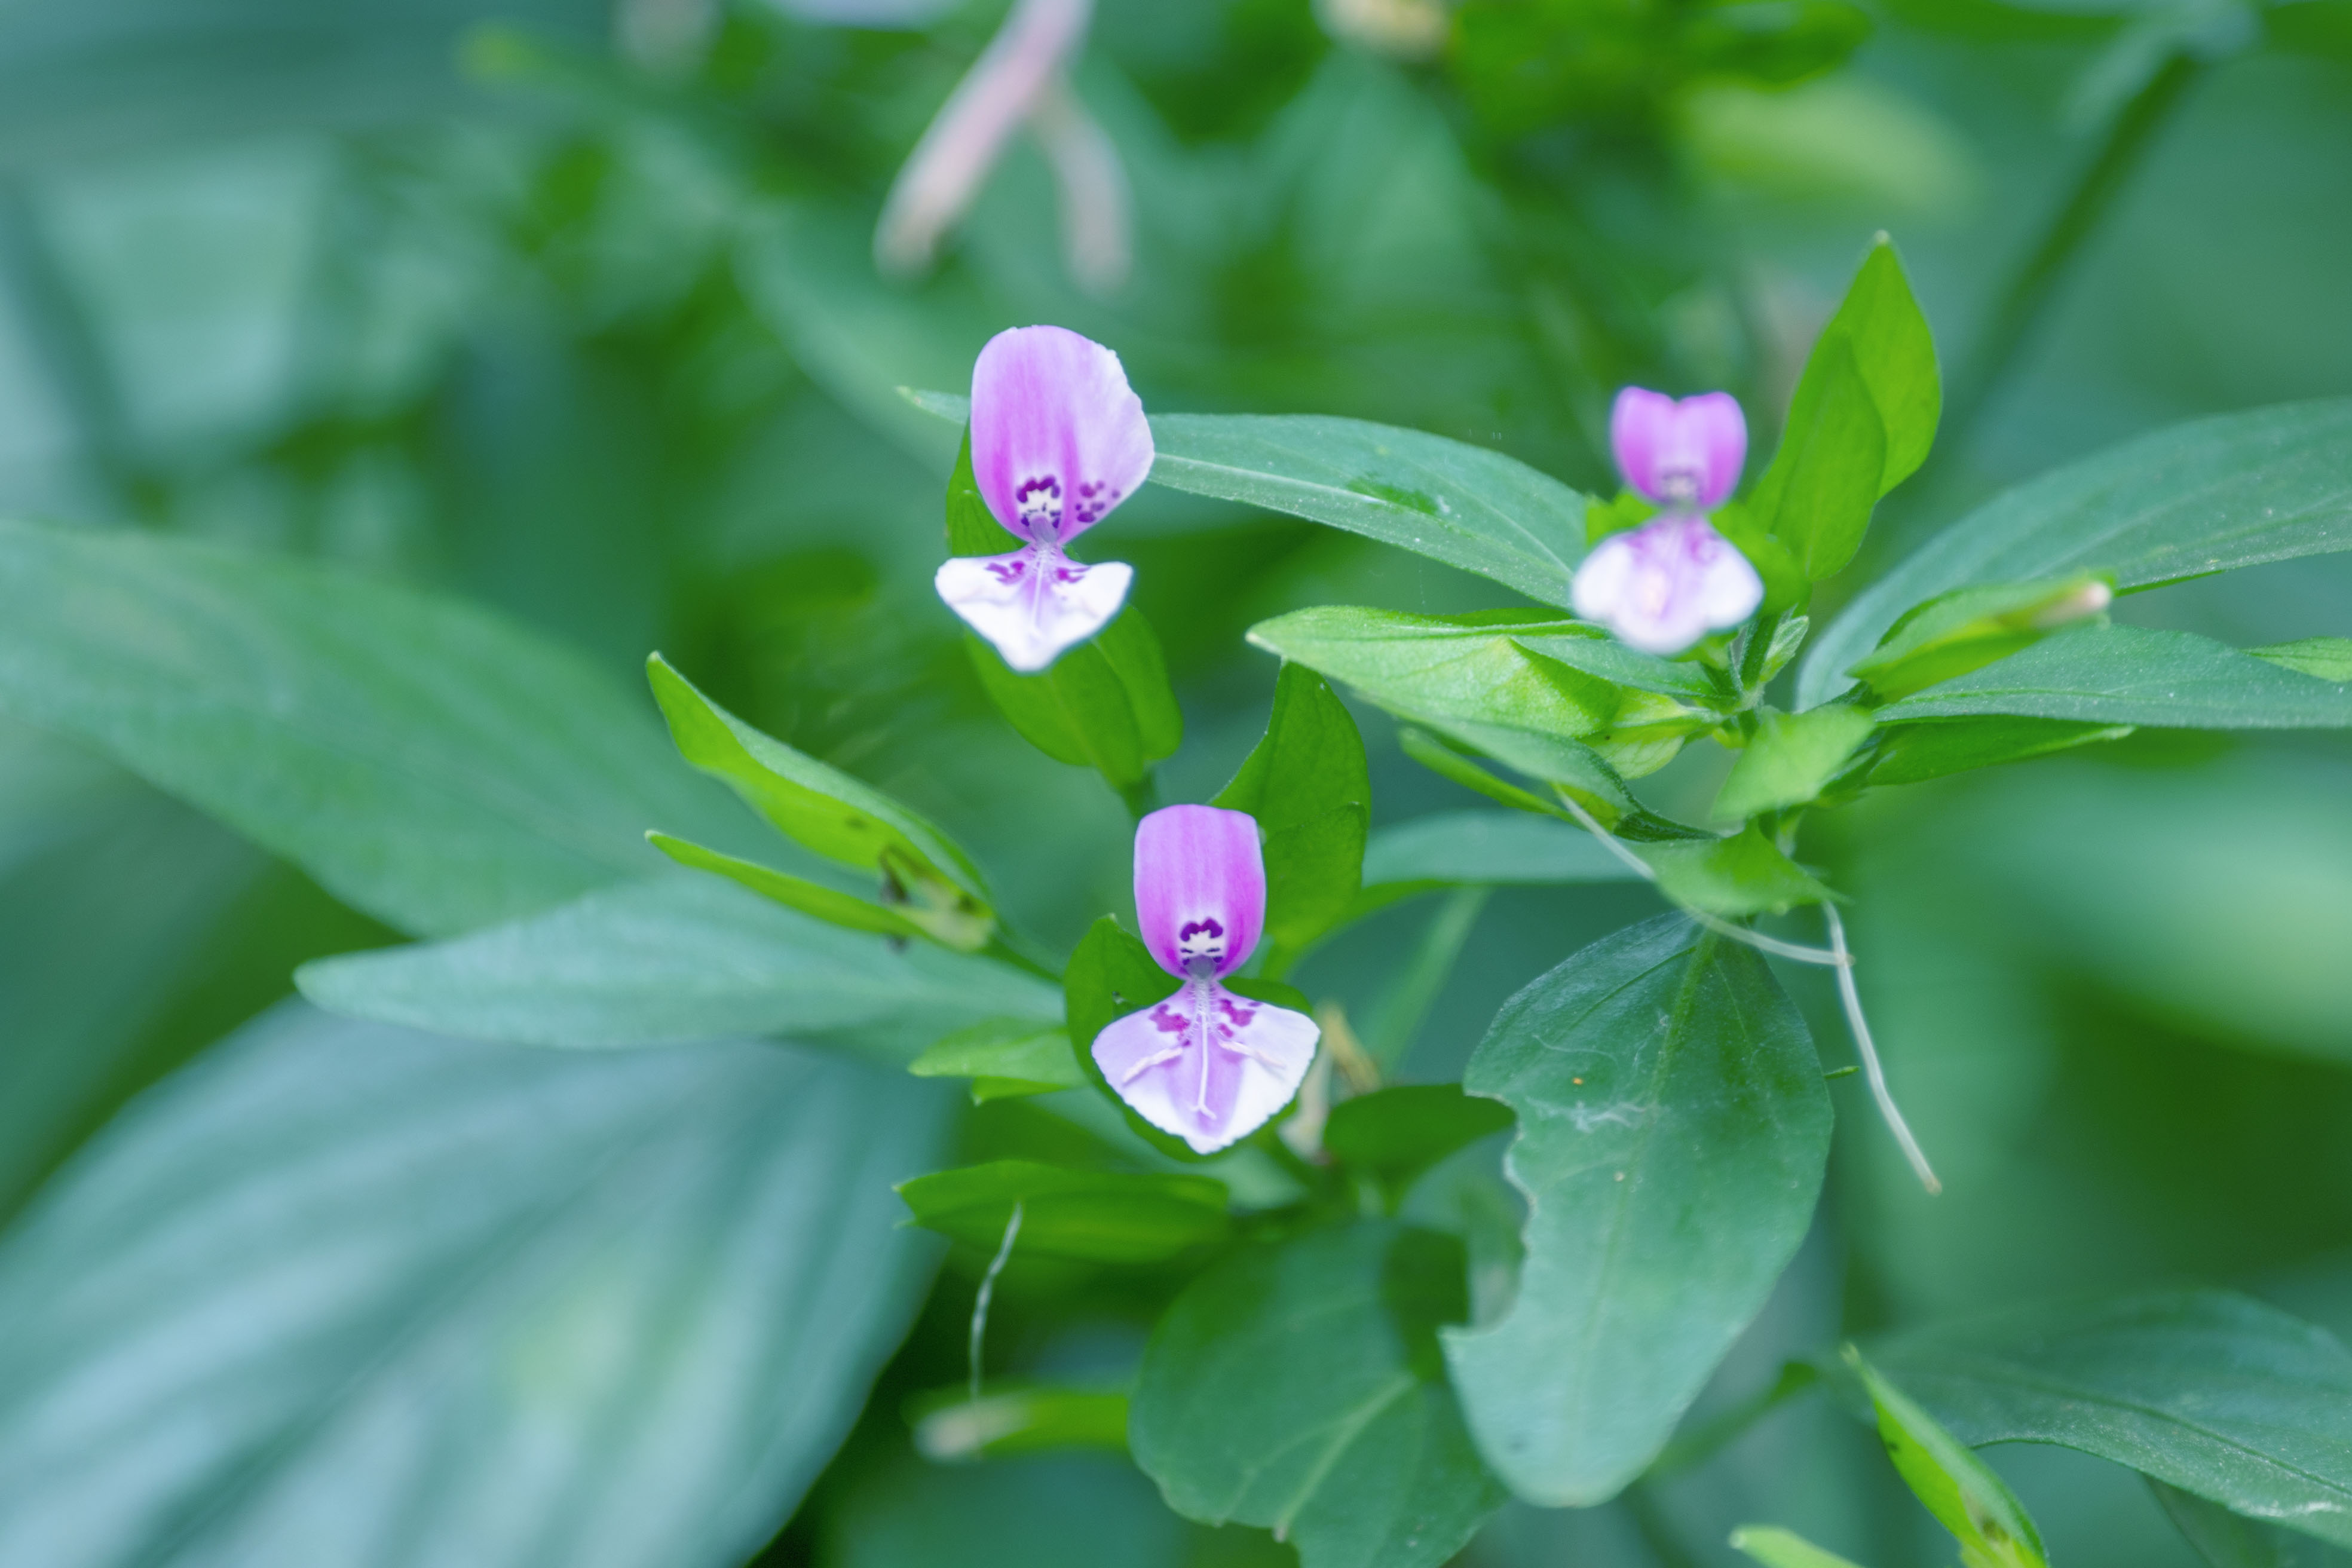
xmin=1570 ymin=386 xmax=1765 ymax=656
xmin=1091 ymin=805 xmax=1321 ymax=1154
xmin=935 ymin=324 xmax=1153 ymax=672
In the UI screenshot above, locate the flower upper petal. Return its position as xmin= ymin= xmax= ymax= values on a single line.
xmin=1091 ymin=981 xmax=1319 ymax=1153
xmin=1132 ymin=804 xmax=1263 ymax=981
xmin=970 ymin=324 xmax=1153 ymax=546
xmin=1610 ymin=386 xmax=1748 ymax=509
xmin=936 ymin=548 xmax=1131 ymax=673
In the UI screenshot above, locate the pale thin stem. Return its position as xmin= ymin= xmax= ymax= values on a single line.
xmin=1548 ymin=789 xmax=1849 ymax=968
xmin=1823 ymin=905 xmax=1941 ymax=1196
xmin=969 ymin=1200 xmax=1025 ymax=1402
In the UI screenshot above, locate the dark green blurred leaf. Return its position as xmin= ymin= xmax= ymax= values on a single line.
xmin=0 ymin=1003 xmax=947 ymax=1568
xmin=1749 ymin=240 xmax=1938 ymax=581
xmin=1801 ymin=400 xmax=2352 ymax=707
xmin=910 ymin=1019 xmax=1086 ymax=1101
xmin=1876 ymin=1291 xmax=2352 ymax=1546
xmin=298 ymin=876 xmax=1058 ymax=1059
xmin=648 ymin=653 xmax=993 ymax=948
xmin=1443 ymin=915 xmax=1830 ymax=1505
xmin=1645 ymin=826 xmax=1837 ymax=914
xmin=0 ymin=521 xmax=747 ymax=938
xmin=1864 ymin=716 xmax=2134 ymax=787
xmin=897 ymin=1159 xmax=1230 ymax=1264
xmin=1322 ymin=1085 xmax=1515 ymax=1205
xmin=1845 ymin=1347 xmax=2048 ymax=1568
xmin=1728 ymin=1525 xmax=1873 ymax=1568
xmin=913 ymin=393 xmax=1590 ymax=607
xmin=1213 ymin=664 xmax=1368 ymax=963
xmin=823 ymin=1451 xmax=1196 ymax=1568
xmin=1846 ymin=573 xmax=2114 ymax=700
xmin=1131 ymin=1223 xmax=1508 ymax=1568
xmin=1877 ymin=624 xmax=2352 ymax=728
xmin=1711 ymin=705 xmax=1877 ymax=820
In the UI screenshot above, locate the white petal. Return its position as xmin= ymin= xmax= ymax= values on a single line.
xmin=1570 ymin=534 xmax=1636 ymax=625
xmin=935 ymin=550 xmax=1131 ymax=673
xmin=1692 ymin=530 xmax=1765 ymax=627
xmin=1089 ymin=985 xmax=1320 ymax=1155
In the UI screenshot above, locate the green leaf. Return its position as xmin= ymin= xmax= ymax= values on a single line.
xmin=825 ymin=1449 xmax=1195 ymax=1568
xmin=298 ymin=876 xmax=1058 ymax=1061
xmin=1748 ymin=240 xmax=1940 ymax=581
xmin=647 ymin=653 xmax=992 ymax=948
xmin=1876 ymin=624 xmax=2352 ymax=729
xmin=647 ymin=830 xmax=938 ymax=944
xmin=909 ymin=1386 xmax=1133 ymax=1462
xmin=1442 ymin=915 xmax=1832 ymax=1505
xmin=1322 ymin=1085 xmax=1515 ymax=1205
xmin=966 ymin=614 xmax=1182 ymax=792
xmin=1251 ymin=606 xmax=1624 ymax=742
xmin=1645 ymin=826 xmax=1838 ymax=915
xmin=1711 ymin=705 xmax=1878 ymax=820
xmin=1800 ymin=398 xmax=2352 ymax=708
xmin=1846 ymin=573 xmax=2114 ymax=700
xmin=1864 ymin=716 xmax=2134 ymax=787
xmin=2252 ymin=637 xmax=2352 ymax=683
xmin=0 ymin=520 xmax=748 ymax=938
xmin=0 ymin=1003 xmax=947 ymax=1568
xmin=1213 ymin=664 xmax=1370 ymax=963
xmin=1131 ymin=1223 xmax=1509 ymax=1568
xmin=2148 ymin=1478 xmax=2346 ymax=1568
xmin=1396 ymin=724 xmax=1712 ymax=844
xmin=1728 ymin=1524 xmax=1875 ymax=1568
xmin=1357 ymin=808 xmax=1644 ymax=912
xmin=913 ymin=393 xmax=1592 ymax=607
xmin=1846 ymin=1348 xmax=2048 ymax=1568
xmin=896 ymin=1159 xmax=1230 ymax=1264
xmin=910 ymin=1019 xmax=1086 ymax=1101
xmin=1873 ymin=1290 xmax=2352 ymax=1547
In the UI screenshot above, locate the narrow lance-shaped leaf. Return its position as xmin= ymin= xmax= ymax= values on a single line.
xmin=1728 ymin=1526 xmax=1876 ymax=1568
xmin=648 ymin=653 xmax=995 ymax=950
xmin=1845 ymin=1347 xmax=2048 ymax=1568
xmin=908 ymin=1019 xmax=1086 ymax=1101
xmin=1873 ymin=1290 xmax=2352 ymax=1546
xmin=896 ymin=1160 xmax=1230 ymax=1264
xmin=1845 ymin=572 xmax=2114 ymax=701
xmin=1875 ymin=623 xmax=2352 ymax=730
xmin=1800 ymin=397 xmax=2352 ymax=708
xmin=1131 ymin=1223 xmax=1510 ymax=1568
xmin=1443 ymin=914 xmax=1832 ymax=1505
xmin=909 ymin=389 xmax=1594 ymax=607
xmin=1212 ymin=663 xmax=1369 ymax=967
xmin=1747 ymin=239 xmax=1940 ymax=583
xmin=1355 ymin=808 xmax=1642 ymax=915
xmin=298 ymin=875 xmax=1059 ymax=1061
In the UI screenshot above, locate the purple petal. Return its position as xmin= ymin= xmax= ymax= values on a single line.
xmin=1132 ymin=804 xmax=1263 ymax=981
xmin=936 ymin=547 xmax=1131 ymax=672
xmin=970 ymin=324 xmax=1153 ymax=546
xmin=1570 ymin=515 xmax=1762 ymax=656
xmin=1091 ymin=980 xmax=1319 ymax=1153
xmin=1610 ymin=387 xmax=1747 ymax=509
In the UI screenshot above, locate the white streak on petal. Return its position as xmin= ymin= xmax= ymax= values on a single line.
xmin=935 ymin=548 xmax=1131 ymax=672
xmin=873 ymin=0 xmax=1092 ymax=277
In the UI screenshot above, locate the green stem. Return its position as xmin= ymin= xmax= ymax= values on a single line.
xmin=1114 ymin=770 xmax=1160 ymax=823
xmin=1946 ymin=53 xmax=2204 ymax=445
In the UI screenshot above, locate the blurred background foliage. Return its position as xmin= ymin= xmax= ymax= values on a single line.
xmin=0 ymin=0 xmax=2346 ymax=1561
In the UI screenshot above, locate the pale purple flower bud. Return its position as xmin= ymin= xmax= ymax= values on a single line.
xmin=935 ymin=324 xmax=1152 ymax=671
xmin=1572 ymin=386 xmax=1764 ymax=655
xmin=1609 ymin=387 xmax=1747 ymax=511
xmin=1092 ymin=805 xmax=1321 ymax=1154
